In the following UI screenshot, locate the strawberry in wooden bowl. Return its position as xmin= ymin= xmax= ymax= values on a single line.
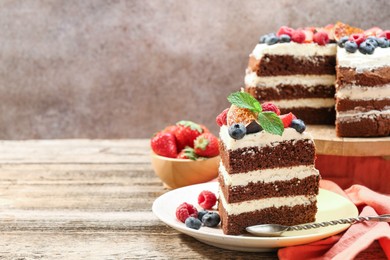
xmin=150 ymin=120 xmax=220 ymax=189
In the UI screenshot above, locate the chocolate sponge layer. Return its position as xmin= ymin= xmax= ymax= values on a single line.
xmin=248 ymin=55 xmax=336 ymax=76
xmin=218 ymin=199 xmax=317 ymax=235
xmin=219 ymin=139 xmax=316 ymax=174
xmin=219 ymin=173 xmax=320 ymax=203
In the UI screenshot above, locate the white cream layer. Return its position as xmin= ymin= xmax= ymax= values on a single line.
xmin=245 ymin=72 xmax=336 ymax=88
xmin=220 ymin=163 xmax=319 ymax=187
xmin=271 ymin=98 xmax=335 ymax=108
xmin=220 ymin=126 xmax=313 ymax=150
xmin=337 ymin=46 xmax=390 ymax=72
xmin=251 ymin=43 xmax=337 ymax=60
xmin=219 ymin=188 xmax=316 ymax=215
xmin=336 ymin=83 xmax=390 ymax=100
xmin=337 ymin=108 xmax=390 ymax=122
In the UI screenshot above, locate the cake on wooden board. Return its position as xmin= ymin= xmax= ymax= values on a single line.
xmin=245 ymin=22 xmax=390 ymax=137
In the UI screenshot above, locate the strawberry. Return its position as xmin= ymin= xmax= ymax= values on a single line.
xmin=216 ymin=108 xmax=229 ymax=126
xmin=313 ymin=31 xmax=329 ymax=46
xmin=279 ymin=112 xmax=297 ymax=128
xmin=193 ymin=133 xmax=219 ymax=157
xmin=151 ymin=132 xmax=178 ymax=158
xmin=162 ymin=125 xmax=178 ymax=135
xmin=177 ymin=147 xmax=198 ymax=160
xmin=291 ymin=30 xmax=306 ymax=43
xmin=200 ymin=124 xmax=210 ymax=133
xmin=261 ymin=102 xmax=280 ymax=115
xmin=175 ymin=120 xmax=204 ymax=150
xmin=277 ymin=26 xmax=295 ymax=37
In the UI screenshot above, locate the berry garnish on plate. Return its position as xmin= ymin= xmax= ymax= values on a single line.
xmin=185 ymin=217 xmax=202 ymax=230
xmin=198 ymin=190 xmax=217 ymax=210
xmin=201 ymin=212 xmax=221 ymax=227
xmin=176 ymin=202 xmax=198 ymax=223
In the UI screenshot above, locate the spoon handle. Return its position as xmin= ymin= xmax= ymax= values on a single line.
xmin=286 ymin=214 xmax=390 ymax=231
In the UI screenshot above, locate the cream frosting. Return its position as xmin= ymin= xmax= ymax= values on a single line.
xmin=271 ymin=98 xmax=335 ymax=108
xmin=245 ymin=72 xmax=336 ymax=88
xmin=220 ymin=163 xmax=319 ymax=186
xmin=219 ymin=188 xmax=316 ymax=215
xmin=337 ymin=108 xmax=390 ymax=122
xmin=337 ymin=46 xmax=390 ymax=72
xmin=220 ymin=126 xmax=313 ymax=150
xmin=336 ymin=83 xmax=390 ymax=100
xmin=251 ymin=43 xmax=337 ymax=60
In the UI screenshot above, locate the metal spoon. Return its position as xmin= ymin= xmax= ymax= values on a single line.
xmin=246 ymin=214 xmax=390 ymax=237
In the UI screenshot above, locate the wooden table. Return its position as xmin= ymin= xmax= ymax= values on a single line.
xmin=0 ymin=139 xmax=277 ymax=259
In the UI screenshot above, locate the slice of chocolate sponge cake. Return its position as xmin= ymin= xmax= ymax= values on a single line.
xmin=216 ymin=92 xmax=320 ymax=235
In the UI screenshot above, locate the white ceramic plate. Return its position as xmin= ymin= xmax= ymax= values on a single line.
xmin=152 ymin=182 xmax=358 ymax=252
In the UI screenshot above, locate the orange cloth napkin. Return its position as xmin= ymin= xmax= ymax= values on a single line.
xmin=278 ymin=180 xmax=390 ymax=260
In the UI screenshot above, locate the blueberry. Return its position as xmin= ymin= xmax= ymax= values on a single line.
xmin=245 ymin=120 xmax=262 ymax=134
xmin=377 ymin=37 xmax=389 ymax=48
xmin=344 ymin=41 xmax=358 ymax=53
xmin=185 ymin=217 xmax=202 ymax=230
xmin=265 ymin=35 xmax=279 ymax=45
xmin=197 ymin=210 xmax=209 ymax=221
xmin=290 ymin=119 xmax=306 ymax=133
xmin=366 ymin=36 xmax=379 ymax=47
xmin=279 ymin=34 xmax=291 ymax=43
xmin=228 ymin=123 xmax=247 ymax=140
xmin=202 ymin=212 xmax=221 ymax=227
xmin=259 ymin=34 xmax=267 ymax=43
xmin=338 ymin=36 xmax=349 ymax=47
xmin=359 ymin=41 xmax=375 ymax=55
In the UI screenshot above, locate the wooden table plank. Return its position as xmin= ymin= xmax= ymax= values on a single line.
xmin=0 ymin=140 xmax=278 ymax=259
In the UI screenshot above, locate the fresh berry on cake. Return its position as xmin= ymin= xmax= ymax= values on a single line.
xmin=217 ymin=91 xmax=320 ymax=235
xmin=245 ymin=25 xmax=337 ymax=125
xmin=335 ymin=24 xmax=390 ymax=137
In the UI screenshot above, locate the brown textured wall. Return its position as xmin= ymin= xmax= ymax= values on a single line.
xmin=0 ymin=0 xmax=389 ymax=139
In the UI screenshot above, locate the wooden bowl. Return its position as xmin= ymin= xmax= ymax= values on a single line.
xmin=150 ymin=153 xmax=220 ymax=189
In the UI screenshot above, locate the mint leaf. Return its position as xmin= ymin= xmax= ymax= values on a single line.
xmin=227 ymin=92 xmax=262 ymax=113
xmin=257 ymin=112 xmax=284 ymax=136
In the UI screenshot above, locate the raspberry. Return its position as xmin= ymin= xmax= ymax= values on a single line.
xmin=198 ymin=190 xmax=217 ymax=209
xmin=175 ymin=202 xmax=198 ymax=223
xmin=277 ymin=26 xmax=295 ymax=37
xmin=349 ymin=33 xmax=366 ymax=46
xmin=313 ymin=31 xmax=329 ymax=46
xmin=216 ymin=108 xmax=229 ymax=127
xmin=279 ymin=112 xmax=297 ymax=128
xmin=261 ymin=102 xmax=281 ymax=115
xmin=291 ymin=30 xmax=306 ymax=43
